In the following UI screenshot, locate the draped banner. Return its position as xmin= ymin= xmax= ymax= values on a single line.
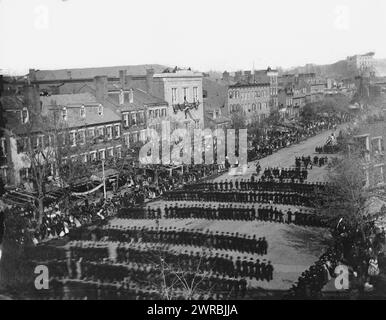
xmin=71 ymin=183 xmax=104 ymax=196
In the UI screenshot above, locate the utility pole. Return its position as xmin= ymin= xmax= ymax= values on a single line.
xmin=102 ymin=159 xmax=106 ymax=200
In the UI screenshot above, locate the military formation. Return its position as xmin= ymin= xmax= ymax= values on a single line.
xmin=88 ymin=225 xmax=269 ymax=255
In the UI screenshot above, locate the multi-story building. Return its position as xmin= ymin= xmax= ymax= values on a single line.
xmin=202 ymin=77 xmax=231 ymax=129
xmin=347 ymin=52 xmax=375 ymax=75
xmin=228 ymin=82 xmax=271 ymax=123
xmin=222 ymin=67 xmax=279 ymax=114
xmin=150 ymin=69 xmax=204 ymax=132
xmin=0 ymin=80 xmax=123 ymax=189
xmin=253 ymin=68 xmax=279 ymax=112
xmin=352 ymin=120 xmax=386 ymax=188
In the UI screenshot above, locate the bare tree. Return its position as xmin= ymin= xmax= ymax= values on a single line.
xmin=313 ymin=148 xmax=370 ymax=229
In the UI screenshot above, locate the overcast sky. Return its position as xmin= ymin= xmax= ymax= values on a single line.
xmin=1 ymin=0 xmax=385 ymax=75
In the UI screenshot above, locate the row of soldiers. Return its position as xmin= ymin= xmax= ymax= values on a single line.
xmin=115 ymin=203 xmax=328 ymax=228
xmin=48 ymin=267 xmax=249 ymax=299
xmin=162 ymin=204 xmax=327 ymax=228
xmin=262 ymin=167 xmax=308 ymax=181
xmin=183 ymin=180 xmax=327 ymax=195
xmin=315 ymin=144 xmax=340 ymax=154
xmin=163 ymin=190 xmax=316 ymax=207
xmin=87 ymin=225 xmax=269 ymax=255
xmin=67 ymin=243 xmax=274 ymax=282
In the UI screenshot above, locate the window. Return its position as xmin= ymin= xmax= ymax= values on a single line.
xmin=98 ymin=104 xmax=103 ymax=116
xmin=87 ymin=127 xmax=95 ymax=138
xmin=22 ymin=107 xmax=29 ymax=124
xmin=108 ymin=147 xmax=114 ymax=158
xmin=193 ymin=87 xmax=198 ymax=102
xmin=1 ymin=167 xmax=8 ymax=184
xmin=131 ymin=113 xmax=137 ymax=125
xmin=132 ymin=132 xmax=138 ymax=143
xmin=20 ymin=167 xmax=31 ymax=182
xmin=58 ymin=132 xmax=66 ymax=146
xmin=78 ymin=129 xmax=86 ymax=145
xmin=97 ymin=126 xmax=104 ymax=137
xmin=37 ymin=135 xmax=44 ymax=149
xmin=106 ymin=126 xmax=113 ymax=140
xmin=140 ymin=130 xmax=146 ymax=142
xmin=114 ymin=124 xmax=121 ymax=138
xmin=62 ymin=107 xmax=67 ymax=121
xmin=138 ymin=111 xmax=145 ymax=125
xmin=172 ymin=88 xmax=177 ymax=104
xmin=183 ymin=87 xmax=189 ymax=101
xmin=124 ymin=133 xmax=130 ymax=147
xmin=99 ymin=149 xmax=105 ymax=160
xmin=115 ymin=146 xmax=122 ymax=158
xmin=16 ymin=138 xmax=27 ymax=153
xmin=70 ymin=131 xmax=76 ymax=147
xmin=229 ymin=91 xmax=233 ymax=99
xmin=81 ymin=153 xmax=88 ymax=163
xmin=80 ymin=105 xmax=86 ymax=118
xmin=90 ymin=151 xmax=97 ymax=162
xmin=123 ymin=113 xmax=129 ymax=127
xmin=259 ymin=103 xmax=262 ymax=110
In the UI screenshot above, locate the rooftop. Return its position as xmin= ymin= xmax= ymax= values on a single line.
xmin=30 ymin=64 xmax=168 ymax=81
xmin=229 ymin=82 xmax=270 ymax=88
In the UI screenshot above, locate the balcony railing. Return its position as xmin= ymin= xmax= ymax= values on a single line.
xmin=172 ymin=100 xmax=199 ymax=114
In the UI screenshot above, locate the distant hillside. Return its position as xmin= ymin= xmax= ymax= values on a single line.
xmin=285 ymin=57 xmax=386 ymax=79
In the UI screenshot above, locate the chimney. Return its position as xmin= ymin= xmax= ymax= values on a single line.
xmin=23 ymin=84 xmax=41 ymax=114
xmin=146 ymin=68 xmax=154 ymax=95
xmin=129 ymin=88 xmax=134 ymax=104
xmin=28 ymin=69 xmax=37 ymax=84
xmin=119 ymin=70 xmax=127 ymax=89
xmin=125 ymin=75 xmax=133 ymax=89
xmin=244 ymin=70 xmax=252 ymax=83
xmin=222 ymin=71 xmax=230 ymax=83
xmin=234 ymin=71 xmax=242 ymax=83
xmin=94 ymin=76 xmax=108 ymax=103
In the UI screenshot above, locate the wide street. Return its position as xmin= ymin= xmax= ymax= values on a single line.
xmin=106 ymin=126 xmax=348 ymax=291
xmin=217 ymin=124 xmax=348 ymax=183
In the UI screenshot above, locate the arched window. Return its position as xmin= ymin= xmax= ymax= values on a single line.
xmin=252 ymin=103 xmax=256 ymax=111
xmin=229 ymin=91 xmax=233 ymax=99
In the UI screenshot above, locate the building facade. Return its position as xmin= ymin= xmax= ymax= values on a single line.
xmin=228 ymin=83 xmax=271 ymax=123
xmin=150 ymin=69 xmax=204 ymax=132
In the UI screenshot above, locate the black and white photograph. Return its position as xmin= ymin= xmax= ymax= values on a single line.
xmin=0 ymin=0 xmax=386 ymax=305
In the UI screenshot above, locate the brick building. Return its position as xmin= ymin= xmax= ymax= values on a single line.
xmin=228 ymin=82 xmax=271 ymax=123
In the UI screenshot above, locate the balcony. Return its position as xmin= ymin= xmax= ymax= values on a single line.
xmin=172 ymin=100 xmax=200 ymax=115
